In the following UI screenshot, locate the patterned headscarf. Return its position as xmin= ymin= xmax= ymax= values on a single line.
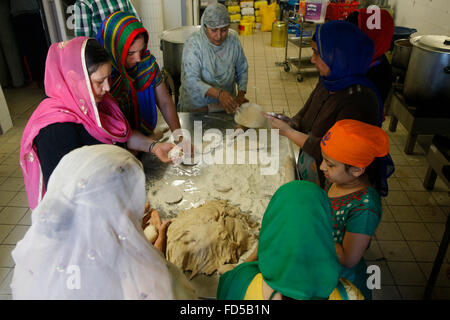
xmin=97 ymin=11 xmax=161 ymax=132
xmin=20 ymin=37 xmax=131 ymax=209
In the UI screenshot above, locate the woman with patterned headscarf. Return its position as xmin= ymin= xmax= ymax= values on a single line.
xmin=179 ymin=2 xmax=249 ymax=113
xmin=96 ymin=11 xmax=181 ymax=136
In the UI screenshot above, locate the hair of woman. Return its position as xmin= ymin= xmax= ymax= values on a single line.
xmin=85 ymin=39 xmax=111 ymax=76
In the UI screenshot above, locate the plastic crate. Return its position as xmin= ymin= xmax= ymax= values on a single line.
xmin=325 ymin=1 xmax=360 ymax=21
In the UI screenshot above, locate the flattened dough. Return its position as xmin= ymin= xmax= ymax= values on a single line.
xmin=166 ymin=200 xmax=258 ymax=278
xmin=159 ymin=185 xmax=183 ymax=204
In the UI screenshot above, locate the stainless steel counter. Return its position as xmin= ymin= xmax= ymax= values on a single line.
xmin=141 ymin=112 xmax=297 ymax=222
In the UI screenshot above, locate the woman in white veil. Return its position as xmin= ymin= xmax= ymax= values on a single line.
xmin=11 ymin=144 xmax=195 ymax=299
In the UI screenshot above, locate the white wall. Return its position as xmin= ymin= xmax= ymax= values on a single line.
xmin=163 ymin=0 xmax=183 ymax=30
xmin=389 ymin=0 xmax=450 ymax=36
xmin=0 ymin=85 xmax=13 ymax=134
xmin=130 ymin=0 xmax=165 ymax=66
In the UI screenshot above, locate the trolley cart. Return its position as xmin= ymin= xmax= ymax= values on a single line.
xmin=276 ymin=11 xmax=319 ymax=83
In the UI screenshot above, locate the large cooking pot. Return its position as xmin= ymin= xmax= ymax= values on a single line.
xmin=160 ymin=25 xmax=201 ymax=86
xmin=403 ymin=35 xmax=450 ymax=109
xmin=392 ymin=39 xmax=413 ymax=70
xmin=390 ymin=26 xmax=418 ymax=51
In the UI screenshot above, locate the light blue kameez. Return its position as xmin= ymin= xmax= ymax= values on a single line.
xmin=178 ymin=3 xmax=249 ymax=112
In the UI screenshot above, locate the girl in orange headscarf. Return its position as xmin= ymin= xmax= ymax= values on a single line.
xmin=319 ymin=119 xmax=389 ymax=300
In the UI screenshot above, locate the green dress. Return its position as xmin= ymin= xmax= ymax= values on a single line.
xmin=217 ymin=181 xmax=342 ymax=300
xmin=324 ymin=181 xmax=382 ymax=300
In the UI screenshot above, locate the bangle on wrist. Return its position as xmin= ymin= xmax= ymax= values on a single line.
xmin=149 ymin=140 xmax=160 ymax=154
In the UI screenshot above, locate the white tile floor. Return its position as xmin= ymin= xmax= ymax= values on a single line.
xmin=0 ymin=30 xmax=448 ymax=300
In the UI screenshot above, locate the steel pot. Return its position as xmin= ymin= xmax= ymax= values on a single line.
xmin=403 ymin=35 xmax=450 ymax=108
xmin=160 ymin=26 xmax=201 ymax=86
xmin=392 ymin=39 xmax=413 ymax=70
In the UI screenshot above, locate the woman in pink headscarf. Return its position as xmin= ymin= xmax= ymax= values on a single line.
xmin=20 ymin=37 xmax=175 ymax=210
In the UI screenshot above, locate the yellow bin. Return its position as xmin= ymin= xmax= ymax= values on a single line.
xmin=271 ymin=21 xmax=287 ymax=47
xmin=239 ymin=20 xmax=254 ymax=36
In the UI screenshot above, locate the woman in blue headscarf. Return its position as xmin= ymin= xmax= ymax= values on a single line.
xmin=179 ymin=2 xmax=249 ymax=113
xmin=265 ymin=21 xmax=381 ymax=189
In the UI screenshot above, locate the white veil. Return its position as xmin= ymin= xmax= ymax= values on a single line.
xmin=11 ymin=144 xmax=190 ymax=299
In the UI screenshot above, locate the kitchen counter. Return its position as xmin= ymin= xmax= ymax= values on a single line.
xmin=141 ymin=112 xmax=297 ymax=222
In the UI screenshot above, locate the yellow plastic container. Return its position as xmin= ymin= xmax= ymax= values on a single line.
xmin=227 ymin=5 xmax=241 ymax=13
xmin=255 ymin=9 xmax=260 ymax=17
xmin=271 ymin=21 xmax=287 ymax=47
xmin=239 ymin=20 xmax=254 ymax=35
xmin=229 ymin=13 xmax=242 ymax=22
xmin=256 ymin=16 xmax=262 ymax=23
xmin=254 ymin=1 xmax=268 ymax=9
xmin=242 ymin=15 xmax=256 ymax=23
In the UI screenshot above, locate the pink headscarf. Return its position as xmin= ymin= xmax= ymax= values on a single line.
xmin=20 ymin=37 xmax=131 ymax=210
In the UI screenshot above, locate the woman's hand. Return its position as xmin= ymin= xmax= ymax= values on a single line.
xmin=219 ymin=90 xmax=239 ymax=114
xmin=153 ymin=220 xmax=171 ymax=257
xmin=146 ymin=207 xmax=171 ymax=257
xmin=235 ymin=90 xmax=249 ymax=106
xmin=264 ymin=114 xmax=294 ymax=137
xmin=152 ymin=142 xmax=175 ymax=163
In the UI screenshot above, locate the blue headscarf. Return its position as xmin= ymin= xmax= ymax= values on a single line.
xmin=314 ymin=21 xmax=394 ymax=197
xmin=314 ymin=21 xmax=374 ymax=92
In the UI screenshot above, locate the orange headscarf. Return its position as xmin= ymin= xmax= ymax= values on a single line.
xmin=320 ymin=120 xmax=389 ymax=168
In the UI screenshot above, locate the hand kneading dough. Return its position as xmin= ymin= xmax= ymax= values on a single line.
xmin=234 ymin=103 xmax=267 ymax=128
xmin=166 ymin=200 xmax=258 ymax=279
xmin=143 ymin=224 xmax=158 ymax=243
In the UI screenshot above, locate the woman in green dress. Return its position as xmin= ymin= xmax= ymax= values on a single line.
xmin=319 ymin=119 xmax=390 ymax=299
xmin=217 ymin=180 xmax=364 ymax=300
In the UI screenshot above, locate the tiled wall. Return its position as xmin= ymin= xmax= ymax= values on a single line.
xmin=0 ymin=86 xmax=12 ymax=135
xmin=389 ymin=0 xmax=450 ymax=35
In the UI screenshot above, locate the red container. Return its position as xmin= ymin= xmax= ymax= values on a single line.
xmin=326 ymin=1 xmax=360 ymax=21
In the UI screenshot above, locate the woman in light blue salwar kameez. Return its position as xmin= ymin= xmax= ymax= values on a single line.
xmin=179 ymin=3 xmax=249 ymax=113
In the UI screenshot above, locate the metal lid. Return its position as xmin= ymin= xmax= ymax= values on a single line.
xmin=411 ymin=35 xmax=450 ymax=53
xmin=160 ymin=25 xmax=201 ymax=43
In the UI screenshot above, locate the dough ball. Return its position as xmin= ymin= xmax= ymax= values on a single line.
xmin=166 ymin=200 xmax=258 ymax=278
xmin=169 ymin=146 xmax=184 ymax=164
xmin=159 ymin=186 xmax=183 ymax=204
xmin=234 ymin=103 xmax=267 ymax=128
xmin=144 ymin=224 xmax=158 ymax=243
